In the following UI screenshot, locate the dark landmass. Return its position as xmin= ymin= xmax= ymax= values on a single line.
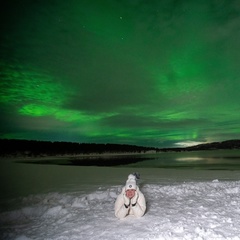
xmin=167 ymin=139 xmax=240 ymax=152
xmin=0 ymin=139 xmax=240 ymax=168
xmin=1 ymin=139 xmax=240 ymax=158
xmin=0 ymin=139 xmax=158 ymax=157
xmin=1 ymin=138 xmax=240 ymax=167
xmin=186 ymin=140 xmax=240 ymax=151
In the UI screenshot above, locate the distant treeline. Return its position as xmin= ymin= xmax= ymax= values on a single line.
xmin=0 ymin=139 xmax=158 ymax=157
xmin=1 ymin=139 xmax=240 ymax=158
xmin=161 ymin=139 xmax=240 ymax=152
xmin=186 ymin=139 xmax=240 ymax=151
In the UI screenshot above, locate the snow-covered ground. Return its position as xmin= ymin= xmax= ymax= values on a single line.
xmin=1 ymin=158 xmax=240 ymax=239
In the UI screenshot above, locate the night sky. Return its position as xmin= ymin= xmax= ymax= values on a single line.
xmin=1 ymin=0 xmax=240 ymax=148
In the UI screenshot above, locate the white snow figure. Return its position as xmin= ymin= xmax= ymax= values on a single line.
xmin=114 ymin=173 xmax=146 ymax=219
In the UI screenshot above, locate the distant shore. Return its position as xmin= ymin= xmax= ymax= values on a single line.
xmin=10 ymin=152 xmax=156 ymax=167
xmin=5 ymin=149 xmax=240 ymax=169
xmin=1 ymin=139 xmax=240 ymax=159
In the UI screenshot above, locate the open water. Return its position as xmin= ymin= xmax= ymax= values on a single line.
xmin=15 ymin=149 xmax=240 ymax=170
xmin=128 ymin=149 xmax=240 ymax=170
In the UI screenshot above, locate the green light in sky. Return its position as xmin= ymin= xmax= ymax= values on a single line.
xmin=19 ymin=104 xmax=56 ymax=117
xmin=0 ymin=63 xmax=68 ymax=107
xmin=54 ymin=110 xmax=116 ymax=123
xmin=153 ymin=43 xmax=208 ymax=98
xmin=1 ymin=62 xmax=120 ymax=132
xmin=73 ymin=1 xmax=131 ymax=42
xmin=2 ymin=1 xmax=240 ymax=148
xmin=152 ymin=110 xmax=195 ymax=121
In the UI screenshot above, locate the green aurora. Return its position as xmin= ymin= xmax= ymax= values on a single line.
xmin=1 ymin=0 xmax=240 ymax=148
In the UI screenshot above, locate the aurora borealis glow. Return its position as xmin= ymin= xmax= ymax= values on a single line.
xmin=1 ymin=0 xmax=240 ymax=148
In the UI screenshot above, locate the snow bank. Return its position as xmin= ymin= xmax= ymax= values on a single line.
xmin=1 ymin=180 xmax=240 ymax=239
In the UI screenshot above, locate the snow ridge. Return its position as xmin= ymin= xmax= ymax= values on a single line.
xmin=1 ymin=181 xmax=240 ymax=239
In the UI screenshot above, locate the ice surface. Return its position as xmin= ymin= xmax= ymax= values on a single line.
xmin=1 ymin=158 xmax=240 ymax=239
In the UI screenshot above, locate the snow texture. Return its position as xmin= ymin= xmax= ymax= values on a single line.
xmin=1 ymin=159 xmax=240 ymax=239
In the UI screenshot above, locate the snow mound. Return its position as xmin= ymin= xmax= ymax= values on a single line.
xmin=1 ymin=182 xmax=240 ymax=239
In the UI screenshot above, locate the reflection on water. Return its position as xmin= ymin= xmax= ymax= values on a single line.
xmin=176 ymin=157 xmax=204 ymax=162
xmin=16 ymin=150 xmax=240 ymax=170
xmin=128 ymin=150 xmax=240 ymax=170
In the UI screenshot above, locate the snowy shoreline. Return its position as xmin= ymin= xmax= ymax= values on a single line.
xmin=1 ymin=177 xmax=240 ymax=239
xmin=1 ymin=157 xmax=240 ymax=239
